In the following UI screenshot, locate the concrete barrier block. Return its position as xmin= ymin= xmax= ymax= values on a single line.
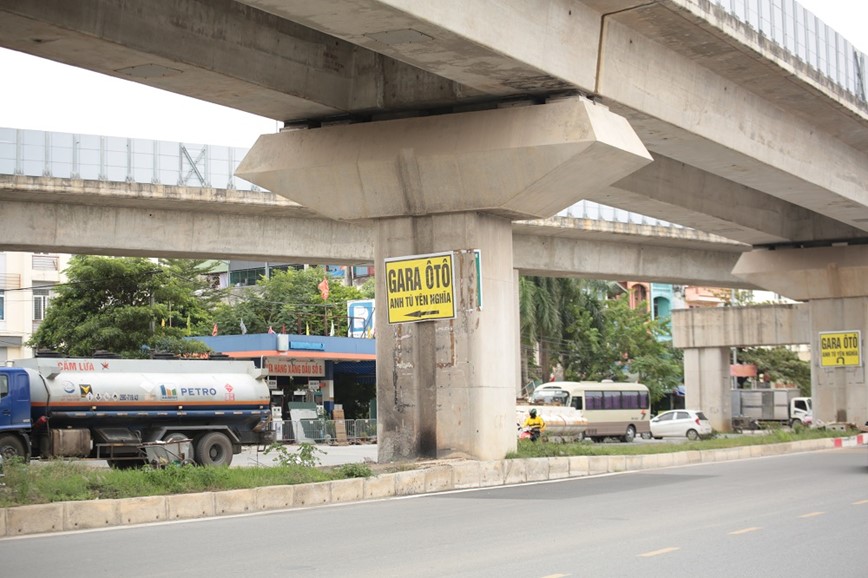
xmin=364 ymin=474 xmax=396 ymax=500
xmin=424 ymin=466 xmax=454 ymax=493
xmin=0 ymin=508 xmax=5 ymax=537
xmin=504 ymin=459 xmax=528 ymax=485
xmin=166 ymin=492 xmax=215 ymax=520
xmin=670 ymin=452 xmax=689 ymax=467
xmin=624 ymin=455 xmax=645 ymax=471
xmin=749 ymin=445 xmax=763 ymax=458
xmin=330 ymin=478 xmax=365 ymax=503
xmin=588 ymin=456 xmax=609 ymax=475
xmin=655 ymin=453 xmax=674 ymax=469
xmin=478 ymin=460 xmax=506 ymax=487
xmin=525 ymin=458 xmax=549 ymax=482
xmin=724 ymin=448 xmax=741 ymax=461
xmin=682 ymin=450 xmax=702 ymax=464
xmin=607 ymin=455 xmax=627 ymax=473
xmin=118 ymin=496 xmax=167 ymax=525
xmin=568 ymin=456 xmax=590 ymax=476
xmin=641 ymin=454 xmax=659 ymax=470
xmin=759 ymin=444 xmax=784 ymax=456
xmin=293 ymin=482 xmax=331 ymax=507
xmin=6 ymin=503 xmax=64 ymax=536
xmin=254 ymin=485 xmax=294 ymax=510
xmin=548 ymin=457 xmax=570 ymax=479
xmin=63 ymin=499 xmax=120 ymax=531
xmin=452 ymin=461 xmax=482 ymax=489
xmin=67 ymin=499 xmax=122 ymax=531
xmin=737 ymin=447 xmax=752 ymax=460
xmin=699 ymin=449 xmax=717 ymax=463
xmin=394 ymin=469 xmax=426 ymax=496
xmin=215 ymin=489 xmax=256 ymax=515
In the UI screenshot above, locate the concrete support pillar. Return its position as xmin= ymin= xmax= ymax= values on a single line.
xmin=683 ymin=347 xmax=732 ymax=432
xmin=733 ymin=246 xmax=868 ymax=427
xmin=374 ymin=212 xmax=517 ymax=462
xmin=809 ymin=298 xmax=868 ymax=427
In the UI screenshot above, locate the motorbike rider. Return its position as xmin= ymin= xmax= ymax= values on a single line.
xmin=522 ymin=408 xmax=546 ymax=442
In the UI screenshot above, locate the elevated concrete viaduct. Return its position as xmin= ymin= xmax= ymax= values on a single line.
xmin=2 ymin=0 xmax=867 ymax=458
xmin=0 ymin=174 xmax=748 ymax=286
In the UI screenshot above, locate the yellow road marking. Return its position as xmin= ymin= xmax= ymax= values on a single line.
xmin=854 ymin=499 xmax=868 ymax=505
xmin=639 ymin=547 xmax=680 ymax=557
xmin=540 ymin=575 xmax=569 ymax=578
xmin=799 ymin=512 xmax=825 ymax=518
xmin=729 ymin=527 xmax=762 ymax=535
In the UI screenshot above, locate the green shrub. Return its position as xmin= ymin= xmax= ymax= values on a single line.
xmin=337 ymin=462 xmax=373 ymax=478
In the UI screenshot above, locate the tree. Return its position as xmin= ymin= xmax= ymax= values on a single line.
xmin=737 ymin=347 xmax=810 ymax=395
xmin=29 ymin=256 xmax=212 ymax=358
xmin=213 ymin=267 xmax=365 ymax=336
xmin=562 ymin=295 xmax=682 ymax=404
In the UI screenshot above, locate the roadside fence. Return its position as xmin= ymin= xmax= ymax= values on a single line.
xmin=272 ymin=418 xmax=377 ymax=445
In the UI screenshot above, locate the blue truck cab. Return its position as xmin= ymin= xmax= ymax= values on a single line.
xmin=0 ymin=367 xmax=33 ymax=458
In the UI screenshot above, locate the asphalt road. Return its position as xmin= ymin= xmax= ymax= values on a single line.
xmin=3 ymin=446 xmax=867 ymax=577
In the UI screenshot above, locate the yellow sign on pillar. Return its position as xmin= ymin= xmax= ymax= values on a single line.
xmin=819 ymin=330 xmax=862 ymax=367
xmin=385 ymin=251 xmax=455 ymax=324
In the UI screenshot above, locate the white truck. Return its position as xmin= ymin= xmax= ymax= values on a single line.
xmin=731 ymin=388 xmax=812 ymax=431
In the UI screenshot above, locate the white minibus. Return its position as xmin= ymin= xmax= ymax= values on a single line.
xmin=529 ymin=381 xmax=651 ymax=442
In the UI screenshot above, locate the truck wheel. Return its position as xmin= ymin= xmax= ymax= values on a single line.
xmin=686 ymin=429 xmax=700 ymax=440
xmin=0 ymin=434 xmax=26 ymax=461
xmin=195 ymin=432 xmax=233 ymax=467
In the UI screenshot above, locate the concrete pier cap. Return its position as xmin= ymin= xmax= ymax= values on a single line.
xmin=732 ymin=245 xmax=868 ymax=301
xmin=237 ymin=97 xmax=652 ymax=220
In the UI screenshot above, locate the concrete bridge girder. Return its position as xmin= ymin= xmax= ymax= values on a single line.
xmin=596 ymin=13 xmax=868 ymax=236
xmin=597 ymin=154 xmax=866 ymax=247
xmin=0 ymin=198 xmax=374 ymax=264
xmin=0 ymin=175 xmax=749 ymax=280
xmin=2 ymin=0 xmax=866 ymax=250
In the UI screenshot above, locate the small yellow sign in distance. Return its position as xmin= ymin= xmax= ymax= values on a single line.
xmin=385 ymin=251 xmax=455 ymax=324
xmin=819 ymin=330 xmax=861 ymax=367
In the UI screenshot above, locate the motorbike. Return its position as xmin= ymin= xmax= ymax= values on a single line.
xmin=518 ymin=426 xmax=542 ymax=442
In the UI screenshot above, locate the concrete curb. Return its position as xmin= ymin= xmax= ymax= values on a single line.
xmin=2 ymin=435 xmax=865 ymax=538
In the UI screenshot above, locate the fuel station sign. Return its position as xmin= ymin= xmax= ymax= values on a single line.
xmin=385 ymin=251 xmax=455 ymax=324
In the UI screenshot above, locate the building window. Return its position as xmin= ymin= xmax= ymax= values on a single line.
xmin=33 ymin=287 xmax=51 ymax=321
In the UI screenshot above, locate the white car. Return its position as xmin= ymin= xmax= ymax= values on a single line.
xmin=650 ymin=409 xmax=712 ymax=440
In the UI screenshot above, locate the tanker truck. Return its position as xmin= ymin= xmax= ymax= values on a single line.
xmin=0 ymin=356 xmax=273 ymax=467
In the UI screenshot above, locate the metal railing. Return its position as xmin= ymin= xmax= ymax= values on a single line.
xmin=272 ymin=418 xmax=377 ymax=444
xmin=708 ymin=0 xmax=867 ymax=103
xmin=0 ymin=127 xmax=261 ymax=191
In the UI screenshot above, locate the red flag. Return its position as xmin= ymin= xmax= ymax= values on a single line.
xmin=212 ymin=323 xmax=218 ymax=336
xmin=318 ymin=276 xmax=330 ymax=300
xmin=267 ymin=326 xmax=275 ymax=334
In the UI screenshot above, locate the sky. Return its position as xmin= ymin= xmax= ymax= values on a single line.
xmin=0 ymin=0 xmax=864 ymax=149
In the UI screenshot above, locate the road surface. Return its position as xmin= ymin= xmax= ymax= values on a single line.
xmin=3 ymin=446 xmax=866 ymax=577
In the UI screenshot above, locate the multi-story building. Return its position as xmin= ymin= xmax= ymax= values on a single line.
xmin=0 ymin=251 xmax=71 ymax=362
